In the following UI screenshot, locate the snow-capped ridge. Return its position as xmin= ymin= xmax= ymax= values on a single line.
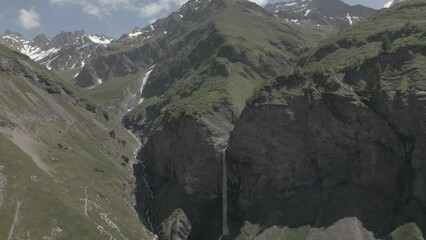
xmin=0 ymin=30 xmax=114 ymax=71
xmin=265 ymin=0 xmax=375 ymax=30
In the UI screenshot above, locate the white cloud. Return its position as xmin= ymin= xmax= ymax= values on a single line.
xmin=140 ymin=1 xmax=171 ymax=17
xmin=249 ymin=0 xmax=268 ymax=6
xmin=49 ymin=0 xmax=188 ymax=18
xmin=49 ymin=0 xmax=134 ymax=17
xmin=18 ymin=8 xmax=41 ymax=29
xmin=140 ymin=0 xmax=188 ymax=17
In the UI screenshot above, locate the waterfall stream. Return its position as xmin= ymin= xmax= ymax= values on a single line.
xmin=222 ymin=146 xmax=229 ymax=236
xmin=127 ymin=130 xmax=156 ymax=236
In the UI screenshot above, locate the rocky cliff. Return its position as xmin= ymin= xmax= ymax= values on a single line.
xmin=227 ymin=1 xmax=426 ymax=239
xmin=121 ymin=0 xmax=322 ymax=238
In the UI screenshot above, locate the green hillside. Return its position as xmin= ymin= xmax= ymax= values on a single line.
xmin=0 ymin=44 xmax=153 ymax=239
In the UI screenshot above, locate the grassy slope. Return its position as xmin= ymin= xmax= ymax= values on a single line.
xmin=252 ymin=0 xmax=426 ymax=104
xmin=0 ymin=45 xmax=151 ymax=239
xmin=124 ymin=0 xmax=323 ymax=132
xmin=84 ymin=72 xmax=143 ymax=106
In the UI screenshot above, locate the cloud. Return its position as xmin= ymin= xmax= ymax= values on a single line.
xmin=49 ymin=0 xmax=134 ymax=17
xmin=18 ymin=8 xmax=41 ymax=29
xmin=249 ymin=0 xmax=268 ymax=6
xmin=49 ymin=0 xmax=188 ymax=18
xmin=140 ymin=2 xmax=170 ymax=17
xmin=140 ymin=0 xmax=188 ymax=17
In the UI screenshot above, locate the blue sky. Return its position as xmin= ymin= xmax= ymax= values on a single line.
xmin=0 ymin=0 xmax=390 ymax=39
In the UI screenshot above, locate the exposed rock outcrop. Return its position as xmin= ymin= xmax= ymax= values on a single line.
xmin=134 ymin=114 xmax=233 ymax=238
xmin=227 ymin=48 xmax=426 ymax=240
xmin=159 ymin=208 xmax=192 ymax=240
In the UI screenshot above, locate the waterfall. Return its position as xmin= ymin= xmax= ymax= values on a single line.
xmin=222 ymin=146 xmax=229 ymax=236
xmin=127 ymin=130 xmax=156 ymax=236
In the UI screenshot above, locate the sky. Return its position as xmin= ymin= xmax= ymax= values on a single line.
xmin=0 ymin=0 xmax=391 ymax=39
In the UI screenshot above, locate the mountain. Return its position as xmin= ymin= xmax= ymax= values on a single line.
xmin=1 ymin=0 xmax=421 ymax=238
xmin=74 ymin=0 xmax=330 ymax=116
xmin=265 ymin=0 xmax=376 ymax=31
xmin=0 ymin=30 xmax=112 ymax=74
xmin=71 ymin=0 xmax=382 ymax=237
xmin=0 ymin=44 xmax=153 ymax=239
xmin=384 ymin=0 xmax=411 ymax=8
xmin=228 ymin=0 xmax=426 ymax=239
xmin=69 ymin=0 xmax=334 ymax=237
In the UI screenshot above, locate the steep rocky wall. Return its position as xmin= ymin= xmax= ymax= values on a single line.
xmin=227 ymin=75 xmax=426 ymax=238
xmin=134 ymin=114 xmax=233 ymax=239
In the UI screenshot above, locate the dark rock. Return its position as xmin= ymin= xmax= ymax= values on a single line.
xmin=57 ymin=143 xmax=69 ymax=150
xmin=228 ymin=85 xmax=426 ymax=237
xmin=109 ymin=130 xmax=116 ymax=139
xmin=121 ymin=155 xmax=130 ymax=164
xmin=94 ymin=168 xmax=105 ymax=173
xmin=103 ymin=111 xmax=109 ymax=121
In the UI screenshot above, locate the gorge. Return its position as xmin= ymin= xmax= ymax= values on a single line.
xmin=0 ymin=0 xmax=425 ymax=239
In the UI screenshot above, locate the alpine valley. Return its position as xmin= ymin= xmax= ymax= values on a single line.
xmin=0 ymin=0 xmax=424 ymax=239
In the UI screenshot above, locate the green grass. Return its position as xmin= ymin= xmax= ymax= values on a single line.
xmin=250 ymin=0 xmax=426 ymax=105
xmin=0 ymin=46 xmax=152 ymax=239
xmin=84 ymin=72 xmax=143 ymax=106
xmin=0 ymin=132 xmax=99 ymax=239
xmin=122 ymin=0 xmax=320 ymax=134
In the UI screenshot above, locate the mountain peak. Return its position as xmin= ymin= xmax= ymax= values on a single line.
xmin=265 ymin=0 xmax=375 ymax=29
xmin=0 ymin=29 xmax=114 ymax=72
xmin=2 ymin=29 xmax=24 ymax=38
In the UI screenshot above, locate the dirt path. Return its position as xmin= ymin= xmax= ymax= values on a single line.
xmin=7 ymin=201 xmax=21 ymax=240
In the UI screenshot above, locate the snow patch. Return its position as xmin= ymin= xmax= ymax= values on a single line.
xmin=305 ymin=9 xmax=311 ymax=16
xmin=136 ymin=66 xmax=155 ymax=105
xmin=42 ymin=55 xmax=60 ymax=70
xmin=1 ymin=35 xmax=20 ymax=42
xmin=87 ymin=35 xmax=111 ymax=45
xmin=384 ymin=0 xmax=394 ymax=8
xmin=140 ymin=66 xmax=154 ymax=95
xmin=128 ymin=31 xmax=144 ymax=38
xmin=28 ymin=47 xmax=60 ymax=62
xmin=346 ymin=13 xmax=353 ymax=25
xmin=284 ymin=2 xmax=297 ymax=6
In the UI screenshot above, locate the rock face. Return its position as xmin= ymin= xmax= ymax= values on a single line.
xmin=122 ymin=0 xmax=319 ymax=238
xmin=235 ymin=217 xmax=376 ymax=240
xmin=0 ymin=30 xmax=112 ymax=72
xmin=227 ymin=2 xmax=426 ymax=237
xmin=228 ymin=88 xmax=424 ymax=236
xmin=159 ymin=209 xmax=192 ymax=240
xmin=134 ymin=115 xmax=233 ymax=239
